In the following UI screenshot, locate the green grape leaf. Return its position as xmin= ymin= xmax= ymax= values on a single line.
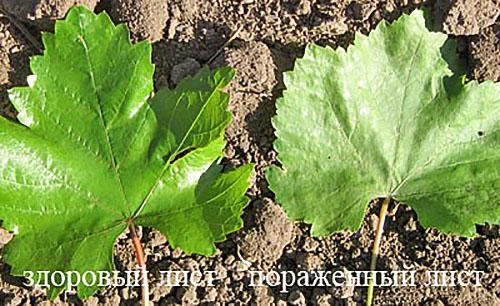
xmin=0 ymin=6 xmax=253 ymax=298
xmin=267 ymin=10 xmax=499 ymax=238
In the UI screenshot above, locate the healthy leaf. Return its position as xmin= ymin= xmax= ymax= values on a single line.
xmin=0 ymin=6 xmax=253 ymax=298
xmin=267 ymin=10 xmax=499 ymax=237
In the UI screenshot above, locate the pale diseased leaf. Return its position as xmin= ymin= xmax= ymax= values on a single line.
xmin=267 ymin=10 xmax=499 ymax=237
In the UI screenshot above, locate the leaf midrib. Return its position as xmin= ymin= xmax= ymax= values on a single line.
xmin=390 ymin=34 xmax=424 ymax=190
xmin=77 ymin=14 xmax=131 ymax=214
xmin=131 ymin=78 xmax=227 ymax=220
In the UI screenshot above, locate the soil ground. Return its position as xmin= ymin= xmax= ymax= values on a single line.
xmin=0 ymin=0 xmax=499 ymax=305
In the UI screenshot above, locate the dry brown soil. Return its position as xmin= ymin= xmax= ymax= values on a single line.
xmin=0 ymin=0 xmax=499 ymax=305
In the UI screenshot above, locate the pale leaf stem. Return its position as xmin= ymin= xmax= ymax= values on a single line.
xmin=366 ymin=197 xmax=390 ymax=306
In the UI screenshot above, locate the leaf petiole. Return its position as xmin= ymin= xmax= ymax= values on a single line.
xmin=366 ymin=197 xmax=390 ymax=306
xmin=129 ymin=224 xmax=150 ymax=306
